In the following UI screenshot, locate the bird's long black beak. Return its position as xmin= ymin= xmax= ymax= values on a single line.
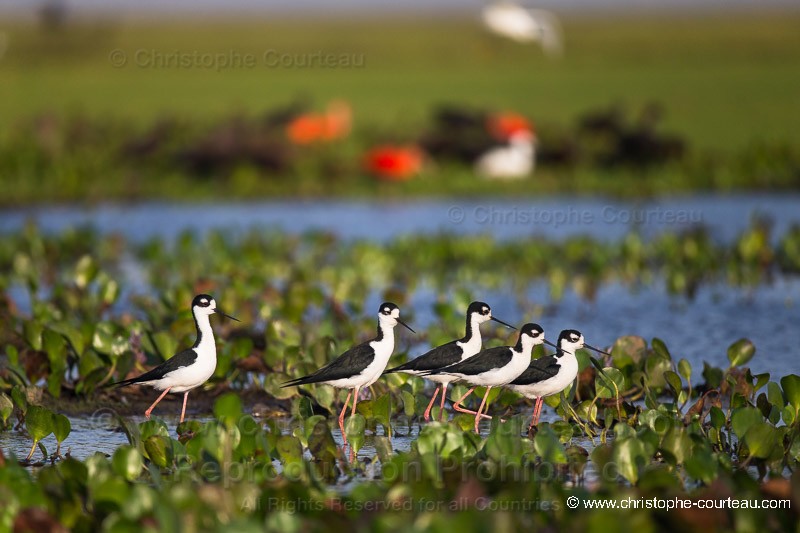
xmin=214 ymin=309 xmax=240 ymax=322
xmin=491 ymin=316 xmax=516 ymax=329
xmin=585 ymin=343 xmax=611 ymax=356
xmin=398 ymin=318 xmax=416 ymax=334
xmin=544 ymin=338 xmax=558 ymax=349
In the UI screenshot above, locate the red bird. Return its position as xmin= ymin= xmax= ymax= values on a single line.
xmin=363 ymin=145 xmax=423 ymax=181
xmin=285 ymin=100 xmax=352 ymax=145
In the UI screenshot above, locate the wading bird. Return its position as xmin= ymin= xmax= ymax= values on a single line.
xmin=384 ymin=302 xmax=515 ymax=422
xmin=112 ymin=294 xmax=238 ymax=423
xmin=510 ymin=329 xmax=610 ymax=430
xmin=282 ymin=303 xmax=414 ymax=444
xmin=423 ymin=323 xmax=555 ymax=433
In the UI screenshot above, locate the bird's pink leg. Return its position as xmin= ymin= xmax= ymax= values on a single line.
xmin=452 ymin=387 xmax=475 ymax=414
xmin=438 ymin=383 xmax=448 ymax=422
xmin=351 ymin=386 xmax=360 ymax=416
xmin=473 ymin=386 xmax=493 ymax=434
xmin=423 ymin=386 xmax=441 ymax=422
xmin=453 ymin=387 xmax=493 ymax=419
xmin=145 ymin=388 xmax=171 ymax=419
xmin=339 ymin=390 xmax=352 ymax=444
xmin=534 ymin=397 xmax=545 ymax=427
xmin=528 ymin=398 xmax=541 ymax=431
xmin=180 ymin=392 xmax=189 ymax=423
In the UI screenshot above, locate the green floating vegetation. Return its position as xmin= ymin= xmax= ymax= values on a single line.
xmin=2 ymin=364 xmax=800 ymax=531
xmin=1 ymin=219 xmax=799 ymax=400
xmin=1 ymin=221 xmax=799 ymax=528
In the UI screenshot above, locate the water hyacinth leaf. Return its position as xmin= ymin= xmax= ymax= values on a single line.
xmin=611 ymin=335 xmax=647 ymax=369
xmin=743 ymin=422 xmax=780 ymax=459
xmin=0 ymin=393 xmax=12 ymax=425
xmin=652 ymin=338 xmax=672 ymax=361
xmin=767 ymin=383 xmax=785 ymax=408
xmin=11 ymin=385 xmax=28 ymax=413
xmin=660 ymin=426 xmax=692 ymax=464
xmin=143 ymin=435 xmax=172 ymax=468
xmin=113 ymin=446 xmax=144 ymax=481
xmin=595 ymin=367 xmax=625 ymax=399
xmin=731 ymin=407 xmax=762 ymax=439
xmin=373 ymin=436 xmax=393 ymax=463
xmin=50 ymin=322 xmax=86 ymax=356
xmin=23 ymin=321 xmax=44 ymax=351
xmin=702 ymin=363 xmax=724 ymax=389
xmin=263 ymin=374 xmax=297 ymax=400
xmin=92 ymin=322 xmax=115 ymax=354
xmin=371 ymin=392 xmax=392 ymax=434
xmin=43 ymin=328 xmax=68 ymax=398
xmin=139 ymin=420 xmax=170 ymax=441
xmin=486 ymin=419 xmax=527 ymax=465
xmin=291 ymin=396 xmax=314 ymax=420
xmin=684 ymin=447 xmax=719 ymax=484
xmin=308 ymin=419 xmax=337 ymax=461
xmin=613 ymin=438 xmax=649 ymax=485
xmin=53 ymin=413 xmax=71 ymax=445
xmin=645 ymin=354 xmax=672 ymax=390
xmin=401 ymin=390 xmax=416 ymax=417
xmin=677 ymin=359 xmax=692 ymax=382
xmin=782 ymin=405 xmax=795 ymax=426
xmin=276 ymin=435 xmax=303 ymax=464
xmin=213 ymin=393 xmax=243 ymax=428
xmin=780 ymin=374 xmax=800 ymax=411
xmin=727 ymin=338 xmax=756 ymax=367
xmin=533 ymin=426 xmax=567 ymax=465
xmin=345 ymin=413 xmax=367 ymax=452
xmin=74 ymin=255 xmax=98 ymax=289
xmin=26 ymin=405 xmax=55 ymax=442
xmin=664 ymin=371 xmax=683 ymax=399
xmin=150 ymin=331 xmax=178 ymax=362
xmin=709 ymin=406 xmax=726 ymax=429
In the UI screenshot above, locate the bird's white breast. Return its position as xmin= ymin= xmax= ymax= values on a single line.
xmin=512 ymin=353 xmax=578 ymax=399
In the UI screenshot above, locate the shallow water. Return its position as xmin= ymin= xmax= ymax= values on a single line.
xmin=1 ymin=194 xmax=798 ymax=243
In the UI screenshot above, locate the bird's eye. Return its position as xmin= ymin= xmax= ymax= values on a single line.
xmin=482 ymin=307 xmax=489 ymax=314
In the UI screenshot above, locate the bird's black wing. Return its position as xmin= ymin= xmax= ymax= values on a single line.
xmin=112 ymin=348 xmax=198 ymax=387
xmin=510 ymin=356 xmax=561 ymax=386
xmin=282 ymin=341 xmax=375 ymax=387
xmin=428 ymin=345 xmax=512 ymax=376
xmin=384 ymin=340 xmax=464 ymax=373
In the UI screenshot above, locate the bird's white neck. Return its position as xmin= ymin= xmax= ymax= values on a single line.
xmin=459 ymin=316 xmax=484 ymax=358
xmin=194 ymin=313 xmax=217 ymax=359
xmin=376 ymin=322 xmax=395 ymax=345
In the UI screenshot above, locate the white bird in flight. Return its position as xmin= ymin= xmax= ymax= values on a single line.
xmin=481 ymin=1 xmax=563 ymax=57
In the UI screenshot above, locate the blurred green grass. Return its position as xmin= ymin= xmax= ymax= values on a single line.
xmin=2 ymin=11 xmax=799 ymax=151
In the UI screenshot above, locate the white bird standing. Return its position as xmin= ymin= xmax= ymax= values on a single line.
xmin=481 ymin=1 xmax=563 ymax=57
xmin=282 ymin=303 xmax=414 ymax=444
xmin=384 ymin=301 xmax=515 ymax=422
xmin=509 ymin=329 xmax=610 ymax=430
xmin=475 ymin=129 xmax=536 ymax=180
xmin=112 ymin=294 xmax=239 ymax=423
xmin=423 ymin=323 xmax=555 ymax=433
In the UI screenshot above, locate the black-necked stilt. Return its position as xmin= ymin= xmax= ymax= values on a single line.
xmin=423 ymin=323 xmax=555 ymax=433
xmin=111 ymin=294 xmax=239 ymax=423
xmin=509 ymin=329 xmax=609 ymax=431
xmin=384 ymin=301 xmax=515 ymax=422
xmin=282 ymin=302 xmax=414 ymax=444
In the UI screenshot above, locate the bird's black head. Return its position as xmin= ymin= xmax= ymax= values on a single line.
xmin=379 ymin=302 xmax=400 ymax=315
xmin=467 ymin=301 xmax=491 ymax=317
xmin=377 ymin=302 xmax=415 ymax=333
xmin=192 ymin=294 xmax=214 ymax=309
xmin=191 ymin=293 xmax=239 ymax=322
xmin=557 ymin=329 xmax=584 ymax=353
xmin=520 ymin=323 xmax=545 ymax=339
